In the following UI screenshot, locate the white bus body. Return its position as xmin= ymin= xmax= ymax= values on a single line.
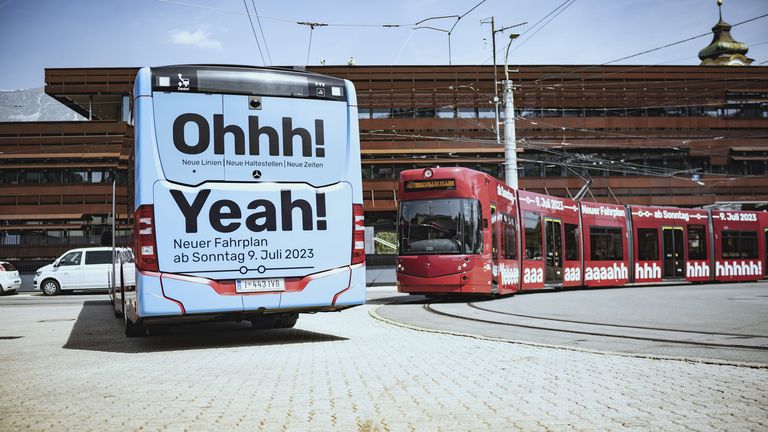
xmin=114 ymin=65 xmax=365 ymax=335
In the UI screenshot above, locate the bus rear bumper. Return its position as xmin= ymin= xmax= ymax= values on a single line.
xmin=137 ymin=265 xmax=365 ymax=319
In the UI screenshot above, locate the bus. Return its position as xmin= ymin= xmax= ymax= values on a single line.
xmin=112 ymin=65 xmax=365 ymax=336
xmin=396 ymin=167 xmax=765 ymax=295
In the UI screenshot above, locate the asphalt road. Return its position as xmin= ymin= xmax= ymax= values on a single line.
xmin=375 ymin=281 xmax=768 ymax=365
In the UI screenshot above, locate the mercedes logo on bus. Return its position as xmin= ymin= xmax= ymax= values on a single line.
xmin=423 ymin=168 xmax=434 ymax=178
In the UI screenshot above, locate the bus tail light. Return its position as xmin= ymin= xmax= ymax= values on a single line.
xmin=352 ymin=204 xmax=366 ymax=265
xmin=135 ymin=205 xmax=159 ymax=272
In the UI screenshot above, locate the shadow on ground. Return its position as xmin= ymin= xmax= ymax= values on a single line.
xmin=64 ymin=300 xmax=347 ymax=353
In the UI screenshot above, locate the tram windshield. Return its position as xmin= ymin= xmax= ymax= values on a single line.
xmin=399 ymin=198 xmax=483 ymax=255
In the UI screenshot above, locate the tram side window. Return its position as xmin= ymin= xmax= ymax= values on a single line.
xmin=564 ymin=223 xmax=579 ymax=261
xmin=721 ymin=230 xmax=758 ymax=259
xmin=503 ymin=214 xmax=517 ymax=259
xmin=590 ymin=226 xmax=624 ymax=261
xmin=463 ymin=199 xmax=483 ymax=254
xmin=687 ymin=225 xmax=707 ymax=260
xmin=637 ymin=228 xmax=659 ymax=261
xmin=524 ymin=211 xmax=542 ymax=260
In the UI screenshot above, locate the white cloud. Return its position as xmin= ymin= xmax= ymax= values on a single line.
xmin=169 ymin=29 xmax=222 ymax=50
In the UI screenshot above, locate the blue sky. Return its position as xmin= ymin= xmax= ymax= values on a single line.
xmin=0 ymin=0 xmax=766 ymax=90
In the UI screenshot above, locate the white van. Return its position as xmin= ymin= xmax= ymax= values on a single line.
xmin=34 ymin=247 xmax=135 ymax=296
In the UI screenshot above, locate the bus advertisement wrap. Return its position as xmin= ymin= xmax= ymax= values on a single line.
xmin=153 ymin=93 xmax=350 ymax=185
xmin=154 ymin=182 xmax=352 ymax=279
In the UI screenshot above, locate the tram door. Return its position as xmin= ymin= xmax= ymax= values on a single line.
xmin=662 ymin=226 xmax=685 ymax=278
xmin=545 ymin=218 xmax=563 ymax=284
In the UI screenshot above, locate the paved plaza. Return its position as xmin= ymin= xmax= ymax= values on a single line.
xmin=0 ymin=291 xmax=766 ymax=431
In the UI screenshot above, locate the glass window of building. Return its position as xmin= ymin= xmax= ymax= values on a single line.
xmin=478 ymin=107 xmax=494 ymax=118
xmin=0 ymin=170 xmax=18 ymax=184
xmin=457 ymin=107 xmax=476 ymax=118
xmin=392 ymin=108 xmax=413 ymax=119
xmin=20 ymin=171 xmax=43 ymax=184
xmin=371 ymin=108 xmax=390 ymax=119
xmin=414 ymin=107 xmax=436 ymax=118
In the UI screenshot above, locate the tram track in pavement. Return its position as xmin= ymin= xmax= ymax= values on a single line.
xmin=422 ymin=301 xmax=768 ymax=351
xmin=467 ymin=302 xmax=768 ymax=339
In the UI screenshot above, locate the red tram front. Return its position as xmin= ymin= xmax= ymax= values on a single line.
xmin=396 ymin=167 xmax=518 ymax=295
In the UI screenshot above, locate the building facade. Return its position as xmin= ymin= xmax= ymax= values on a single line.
xmin=0 ymin=64 xmax=766 ymax=264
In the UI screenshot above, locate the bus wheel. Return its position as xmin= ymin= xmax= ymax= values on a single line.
xmin=41 ymin=279 xmax=60 ymax=296
xmin=147 ymin=325 xmax=171 ymax=336
xmin=250 ymin=316 xmax=276 ymax=329
xmin=125 ymin=319 xmax=146 ymax=337
xmin=274 ymin=313 xmax=298 ymax=329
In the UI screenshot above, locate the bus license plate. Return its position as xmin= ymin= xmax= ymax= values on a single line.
xmin=236 ymin=278 xmax=285 ymax=293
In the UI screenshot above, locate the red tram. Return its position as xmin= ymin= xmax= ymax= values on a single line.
xmin=396 ymin=167 xmax=766 ymax=295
